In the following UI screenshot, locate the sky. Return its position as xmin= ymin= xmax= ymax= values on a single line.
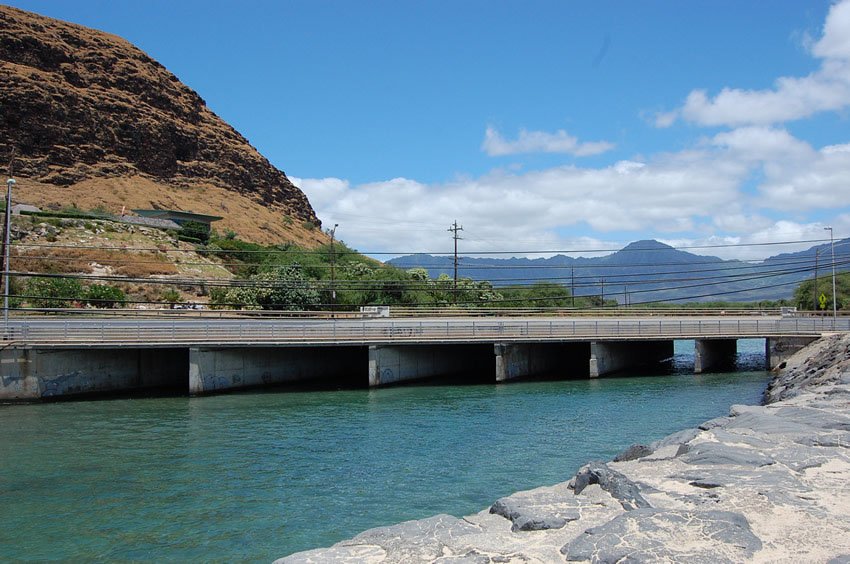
xmin=6 ymin=0 xmax=850 ymax=260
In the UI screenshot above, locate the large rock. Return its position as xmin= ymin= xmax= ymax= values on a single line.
xmin=0 ymin=5 xmax=320 ymax=241
xmin=572 ymin=461 xmax=650 ymax=511
xmin=561 ymin=509 xmax=762 ymax=563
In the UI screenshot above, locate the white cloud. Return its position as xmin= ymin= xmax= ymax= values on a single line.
xmin=482 ymin=126 xmax=614 ymax=157
xmin=294 ymin=149 xmax=744 ymax=256
xmin=812 ymin=0 xmax=850 ymax=59
xmin=757 ymin=141 xmax=850 ymax=210
xmin=663 ymin=0 xmax=850 ymax=127
xmin=710 ymin=127 xmax=815 ymax=162
xmin=294 ymin=123 xmax=850 ymax=262
xmin=653 ymin=110 xmax=678 ymax=128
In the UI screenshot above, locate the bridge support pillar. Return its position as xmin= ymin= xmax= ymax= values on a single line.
xmin=589 ymin=340 xmax=673 ymax=378
xmin=494 ymin=342 xmax=590 ymax=382
xmin=0 ymin=347 xmax=186 ymax=400
xmin=765 ymin=337 xmax=819 ymax=371
xmin=188 ymin=346 xmax=365 ymax=395
xmin=368 ymin=344 xmax=492 ymax=387
xmin=694 ymin=339 xmax=737 ymax=373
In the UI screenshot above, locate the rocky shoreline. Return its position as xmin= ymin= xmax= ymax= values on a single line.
xmin=279 ymin=335 xmax=850 ymax=563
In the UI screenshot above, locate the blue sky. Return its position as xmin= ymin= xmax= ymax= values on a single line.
xmin=7 ymin=0 xmax=850 ymax=259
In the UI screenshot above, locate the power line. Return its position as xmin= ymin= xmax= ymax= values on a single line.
xmin=9 ymin=236 xmax=844 ymax=258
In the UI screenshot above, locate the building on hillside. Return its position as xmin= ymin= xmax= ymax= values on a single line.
xmin=11 ymin=204 xmax=41 ymax=215
xmin=131 ymin=209 xmax=223 ymax=228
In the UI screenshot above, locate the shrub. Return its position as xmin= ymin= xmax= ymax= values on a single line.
xmin=161 ymin=288 xmax=181 ymax=305
xmin=25 ymin=276 xmax=85 ymax=308
xmin=180 ymin=220 xmax=211 ymax=244
xmin=84 ymin=284 xmax=126 ymax=308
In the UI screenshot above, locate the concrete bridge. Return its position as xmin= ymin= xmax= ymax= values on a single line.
xmin=2 ymin=315 xmax=845 ymax=400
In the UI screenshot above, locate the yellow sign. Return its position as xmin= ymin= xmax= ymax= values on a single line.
xmin=819 ymin=293 xmax=828 ymax=310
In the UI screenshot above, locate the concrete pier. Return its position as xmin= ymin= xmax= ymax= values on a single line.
xmin=694 ymin=339 xmax=737 ymax=373
xmin=368 ymin=344 xmax=492 ymax=386
xmin=189 ymin=345 xmax=365 ymax=395
xmin=589 ymin=340 xmax=674 ymax=378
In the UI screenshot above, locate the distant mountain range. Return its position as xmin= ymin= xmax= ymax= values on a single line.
xmin=388 ymin=239 xmax=850 ymax=304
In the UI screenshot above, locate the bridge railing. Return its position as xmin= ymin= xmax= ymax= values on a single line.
xmin=5 ymin=316 xmax=846 ymax=346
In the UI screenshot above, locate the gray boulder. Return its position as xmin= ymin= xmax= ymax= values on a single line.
xmin=561 ymin=509 xmax=762 ymax=563
xmin=572 ymin=461 xmax=650 ymax=510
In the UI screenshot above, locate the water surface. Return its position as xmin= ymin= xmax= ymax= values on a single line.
xmin=0 ymin=340 xmax=770 ymax=561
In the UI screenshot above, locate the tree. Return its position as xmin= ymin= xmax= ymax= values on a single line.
xmin=499 ymin=283 xmax=572 ymax=308
xmin=220 ymin=265 xmax=320 ymax=310
xmin=794 ymin=272 xmax=850 ymax=311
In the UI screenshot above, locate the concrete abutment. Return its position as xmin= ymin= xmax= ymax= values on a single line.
xmin=0 ymin=347 xmax=187 ymax=400
xmin=765 ymin=337 xmax=819 ymax=370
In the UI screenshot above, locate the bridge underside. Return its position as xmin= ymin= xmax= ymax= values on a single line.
xmin=0 ymin=337 xmax=796 ymax=399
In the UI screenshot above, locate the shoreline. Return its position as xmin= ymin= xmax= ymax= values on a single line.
xmin=279 ymin=334 xmax=850 ymax=563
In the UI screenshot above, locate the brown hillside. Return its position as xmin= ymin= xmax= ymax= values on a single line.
xmin=0 ymin=5 xmax=325 ymax=246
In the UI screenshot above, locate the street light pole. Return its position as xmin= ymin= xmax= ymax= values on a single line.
xmin=3 ymin=177 xmax=15 ymax=330
xmin=825 ymin=226 xmax=837 ymax=322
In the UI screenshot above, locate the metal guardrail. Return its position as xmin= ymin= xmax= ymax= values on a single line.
xmin=4 ymin=316 xmax=846 ymax=347
xmin=8 ymin=306 xmax=850 ymax=319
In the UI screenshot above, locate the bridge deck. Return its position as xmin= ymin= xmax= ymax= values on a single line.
xmin=4 ymin=315 xmax=843 ymax=348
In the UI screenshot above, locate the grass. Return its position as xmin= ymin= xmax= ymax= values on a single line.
xmin=12 ymin=248 xmax=179 ymax=276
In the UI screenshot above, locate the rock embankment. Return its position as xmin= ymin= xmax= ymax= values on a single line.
xmin=279 ymin=334 xmax=850 ymax=563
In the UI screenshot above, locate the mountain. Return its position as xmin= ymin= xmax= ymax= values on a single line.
xmin=0 ymin=5 xmax=323 ymax=246
xmin=388 ymin=239 xmax=847 ymax=304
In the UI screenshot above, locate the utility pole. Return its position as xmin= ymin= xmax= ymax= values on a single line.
xmin=3 ymin=176 xmax=15 ymax=330
xmin=814 ymin=248 xmax=819 ymax=312
xmin=448 ymin=220 xmax=463 ymax=304
xmin=825 ymin=226 xmax=837 ymax=322
xmin=330 ymin=223 xmax=338 ymax=312
xmin=571 ymin=267 xmax=575 ymax=307
xmin=600 ymin=278 xmax=605 ymax=306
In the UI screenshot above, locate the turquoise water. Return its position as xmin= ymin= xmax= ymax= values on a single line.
xmin=0 ymin=341 xmax=770 ymax=561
